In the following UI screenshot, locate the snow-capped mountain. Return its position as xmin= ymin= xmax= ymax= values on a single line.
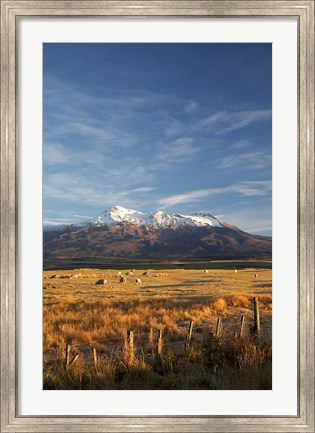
xmin=43 ymin=205 xmax=272 ymax=261
xmin=81 ymin=205 xmax=223 ymax=229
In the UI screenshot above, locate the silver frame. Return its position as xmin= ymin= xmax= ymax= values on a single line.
xmin=1 ymin=1 xmax=314 ymax=432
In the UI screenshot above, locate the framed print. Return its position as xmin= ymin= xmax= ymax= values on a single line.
xmin=0 ymin=1 xmax=314 ymax=432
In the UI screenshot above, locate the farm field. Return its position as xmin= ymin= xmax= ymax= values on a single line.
xmin=43 ymin=266 xmax=272 ymax=390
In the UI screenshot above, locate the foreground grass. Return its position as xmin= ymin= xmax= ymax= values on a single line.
xmin=44 ymin=337 xmax=272 ymax=390
xmin=43 ymin=267 xmax=272 ymax=390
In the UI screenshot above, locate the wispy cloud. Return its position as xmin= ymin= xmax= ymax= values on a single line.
xmin=44 ymin=169 xmax=157 ymax=210
xmin=45 ymin=75 xmax=198 ymax=138
xmin=157 ymin=137 xmax=201 ymax=162
xmin=219 ymin=207 xmax=272 ymax=235
xmin=159 ymin=189 xmax=213 ymax=207
xmin=159 ymin=181 xmax=271 ymax=207
xmin=43 ymin=44 xmax=272 ymax=235
xmin=43 ymin=211 xmax=94 ymax=226
xmin=65 ymin=212 xmax=93 ymax=219
xmin=105 ymin=158 xmax=157 ymax=185
xmin=164 ymin=118 xmax=183 ymax=137
xmin=131 ymin=187 xmax=155 ymax=193
xmin=233 ymin=181 xmax=272 ymax=196
xmin=230 ymin=140 xmax=252 ymax=149
xmin=44 ymin=142 xmax=73 ymax=165
xmin=44 ymin=76 xmax=143 ymax=154
xmin=44 ymin=210 xmax=93 ymax=219
xmin=198 ymin=109 xmax=271 ymax=134
xmin=217 ymin=151 xmax=271 ymax=170
xmin=186 ymin=100 xmax=198 ymax=113
xmin=43 ymin=218 xmax=76 ymax=226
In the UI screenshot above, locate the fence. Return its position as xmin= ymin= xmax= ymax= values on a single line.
xmin=45 ymin=297 xmax=271 ymax=371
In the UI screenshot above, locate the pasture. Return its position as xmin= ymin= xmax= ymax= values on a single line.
xmin=43 ymin=266 xmax=272 ymax=390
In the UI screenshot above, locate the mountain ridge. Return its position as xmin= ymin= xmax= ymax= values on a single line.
xmin=77 ymin=205 xmax=224 ymax=230
xmin=43 ymin=205 xmax=272 ymax=261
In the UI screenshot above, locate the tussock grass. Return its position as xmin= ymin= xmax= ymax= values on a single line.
xmin=43 ymin=267 xmax=272 ymax=390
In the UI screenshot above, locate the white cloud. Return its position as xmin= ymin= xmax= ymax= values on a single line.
xmin=44 ymin=76 xmax=142 ymax=153
xmin=43 ymin=218 xmax=75 ymax=226
xmin=218 ymin=151 xmax=271 ymax=170
xmin=65 ymin=212 xmax=93 ymax=219
xmin=43 ymin=211 xmax=94 ymax=225
xmin=232 ymin=181 xmax=272 ymax=197
xmin=186 ymin=100 xmax=198 ymax=113
xmin=198 ymin=109 xmax=271 ymax=134
xmin=44 ymin=142 xmax=72 ymax=165
xmin=157 ymin=137 xmax=201 ymax=162
xmin=44 ymin=169 xmax=156 ymax=210
xmin=164 ymin=118 xmax=183 ymax=137
xmin=159 ymin=189 xmax=214 ymax=207
xmin=45 ymin=76 xmax=197 ymax=147
xmin=220 ymin=207 xmax=272 ymax=235
xmin=43 ymin=76 xmax=272 ymax=228
xmin=159 ymin=181 xmax=271 ymax=207
xmin=132 ymin=187 xmax=155 ymax=193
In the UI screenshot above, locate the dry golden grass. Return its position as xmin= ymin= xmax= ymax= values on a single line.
xmin=43 ymin=267 xmax=272 ymax=390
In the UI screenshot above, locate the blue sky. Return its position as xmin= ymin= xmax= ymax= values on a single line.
xmin=43 ymin=43 xmax=272 ymax=235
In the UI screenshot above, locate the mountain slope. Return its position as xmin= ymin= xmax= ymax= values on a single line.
xmin=43 ymin=206 xmax=272 ymax=261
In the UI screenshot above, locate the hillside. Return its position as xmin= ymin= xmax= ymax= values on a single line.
xmin=43 ymin=206 xmax=272 ymax=261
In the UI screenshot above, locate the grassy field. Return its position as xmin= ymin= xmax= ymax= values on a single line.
xmin=43 ymin=266 xmax=272 ymax=390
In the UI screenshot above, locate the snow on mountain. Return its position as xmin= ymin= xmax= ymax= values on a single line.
xmin=85 ymin=205 xmax=149 ymax=226
xmin=81 ymin=205 xmax=224 ymax=229
xmin=179 ymin=212 xmax=222 ymax=228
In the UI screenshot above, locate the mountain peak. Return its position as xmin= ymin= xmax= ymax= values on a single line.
xmin=88 ymin=205 xmax=145 ymax=226
xmin=193 ymin=211 xmax=216 ymax=218
xmin=110 ymin=205 xmax=136 ymax=212
xmin=80 ymin=206 xmax=224 ymax=229
xmin=44 ymin=205 xmax=272 ymax=261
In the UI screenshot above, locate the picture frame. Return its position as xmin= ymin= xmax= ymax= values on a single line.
xmin=0 ymin=1 xmax=314 ymax=432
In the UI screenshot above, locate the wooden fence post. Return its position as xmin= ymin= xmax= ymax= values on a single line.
xmin=70 ymin=353 xmax=79 ymax=366
xmin=157 ymin=329 xmax=163 ymax=357
xmin=92 ymin=347 xmax=98 ymax=373
xmin=253 ymin=297 xmax=261 ymax=336
xmin=215 ymin=318 xmax=222 ymax=337
xmin=185 ymin=320 xmax=194 ymax=349
xmin=65 ymin=344 xmax=71 ymax=370
xmin=126 ymin=330 xmax=134 ymax=364
xmin=239 ymin=315 xmax=245 ymax=338
xmin=149 ymin=328 xmax=154 ymax=345
xmin=155 ymin=329 xmax=164 ymax=373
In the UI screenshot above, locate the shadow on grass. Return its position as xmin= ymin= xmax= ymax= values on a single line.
xmin=143 ymin=280 xmax=220 ymax=289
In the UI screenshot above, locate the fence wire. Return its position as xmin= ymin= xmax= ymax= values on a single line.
xmin=44 ymin=315 xmax=272 ymax=364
